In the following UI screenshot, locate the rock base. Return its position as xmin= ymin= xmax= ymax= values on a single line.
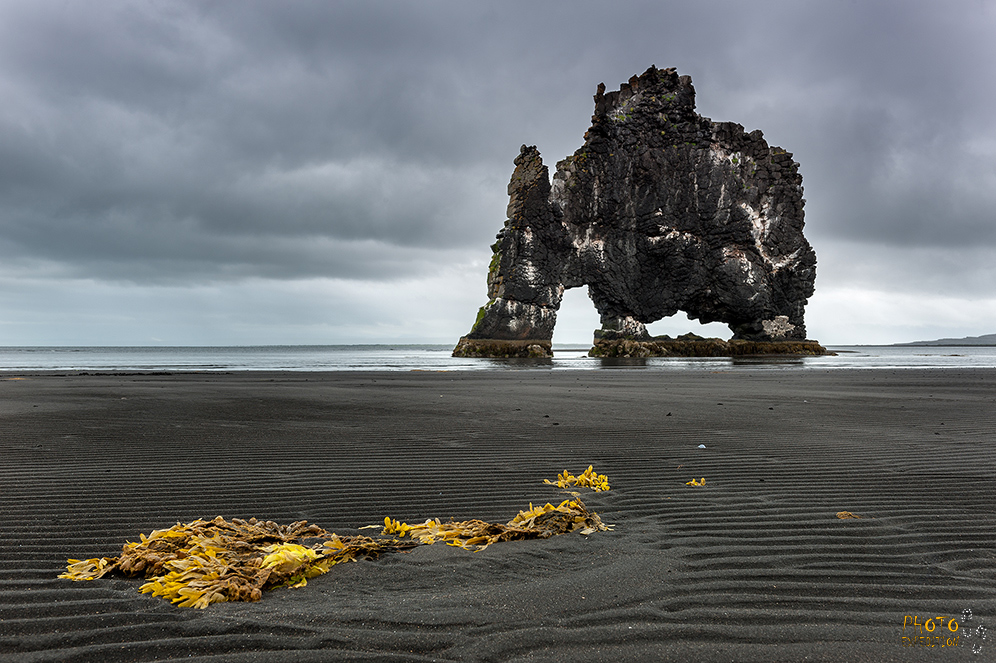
xmin=452 ymin=338 xmax=553 ymax=358
xmin=590 ymin=337 xmax=831 ymax=358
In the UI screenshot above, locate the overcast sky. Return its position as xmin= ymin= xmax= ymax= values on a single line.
xmin=1 ymin=0 xmax=994 ymax=346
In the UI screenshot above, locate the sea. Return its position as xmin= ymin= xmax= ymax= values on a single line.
xmin=1 ymin=345 xmax=995 ymax=372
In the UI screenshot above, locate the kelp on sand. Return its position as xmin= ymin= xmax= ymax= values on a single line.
xmin=60 ymin=469 xmax=612 ymax=608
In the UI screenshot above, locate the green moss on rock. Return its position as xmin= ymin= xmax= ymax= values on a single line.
xmin=469 ymin=301 xmax=492 ymax=334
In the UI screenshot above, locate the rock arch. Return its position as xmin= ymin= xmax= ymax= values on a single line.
xmin=454 ymin=67 xmax=822 ymax=358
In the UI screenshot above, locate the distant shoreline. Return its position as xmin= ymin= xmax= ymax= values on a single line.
xmin=894 ymin=332 xmax=996 ymax=347
xmin=895 ymin=344 xmax=996 ymax=347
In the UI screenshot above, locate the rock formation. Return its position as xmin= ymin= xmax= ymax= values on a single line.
xmin=454 ymin=66 xmax=823 ymax=358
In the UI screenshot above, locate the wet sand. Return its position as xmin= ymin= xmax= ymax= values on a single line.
xmin=1 ymin=369 xmax=994 ymax=661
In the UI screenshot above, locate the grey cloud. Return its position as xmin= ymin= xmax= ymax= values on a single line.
xmin=0 ymin=0 xmax=994 ymax=342
xmin=817 ymin=240 xmax=996 ymax=298
xmin=0 ymin=150 xmax=506 ymax=282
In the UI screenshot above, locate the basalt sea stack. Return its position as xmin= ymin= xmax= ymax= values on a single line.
xmin=453 ymin=66 xmax=826 ymax=358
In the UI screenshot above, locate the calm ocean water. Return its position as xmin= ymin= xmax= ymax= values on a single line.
xmin=0 ymin=345 xmax=994 ymax=372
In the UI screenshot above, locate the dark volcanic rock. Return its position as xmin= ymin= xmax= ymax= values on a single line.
xmin=454 ymin=67 xmax=820 ymax=358
xmin=589 ymin=336 xmax=829 ymax=358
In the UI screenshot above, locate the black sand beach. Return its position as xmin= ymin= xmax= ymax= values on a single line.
xmin=2 ymin=369 xmax=994 ymax=661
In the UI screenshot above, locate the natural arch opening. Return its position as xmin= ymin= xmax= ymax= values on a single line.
xmin=644 ymin=317 xmax=731 ymax=340
xmin=552 ymin=287 xmax=601 ymax=346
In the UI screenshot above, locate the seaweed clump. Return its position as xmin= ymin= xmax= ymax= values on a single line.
xmin=60 ymin=468 xmax=612 ymax=608
xmin=542 ymin=465 xmax=610 ymax=491
xmin=60 ymin=517 xmax=415 ymax=609
xmin=382 ymin=497 xmax=609 ymax=551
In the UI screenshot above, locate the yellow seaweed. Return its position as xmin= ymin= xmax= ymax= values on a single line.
xmin=59 ymin=557 xmax=117 ymax=581
xmin=542 ymin=465 xmax=610 ymax=492
xmin=62 ymin=468 xmax=613 ymax=608
xmin=59 ymin=516 xmax=410 ymax=608
xmin=382 ymin=496 xmax=612 ymax=552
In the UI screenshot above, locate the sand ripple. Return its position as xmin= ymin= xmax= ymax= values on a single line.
xmin=2 ymin=370 xmax=994 ymax=661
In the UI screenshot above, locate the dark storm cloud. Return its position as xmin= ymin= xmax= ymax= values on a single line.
xmin=0 ymin=0 xmax=994 ymax=292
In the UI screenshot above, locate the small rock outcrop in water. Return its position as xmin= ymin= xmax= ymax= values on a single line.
xmin=453 ymin=66 xmax=825 ymax=358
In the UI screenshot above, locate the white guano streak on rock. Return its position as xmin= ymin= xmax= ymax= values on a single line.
xmin=722 ymin=246 xmax=760 ymax=286
xmin=661 ymin=228 xmax=701 ymax=245
xmin=573 ymin=227 xmax=606 ymax=260
xmin=550 ymin=176 xmax=567 ymax=212
xmin=515 ymin=226 xmax=542 ymax=287
xmin=740 ymin=201 xmax=801 ymax=272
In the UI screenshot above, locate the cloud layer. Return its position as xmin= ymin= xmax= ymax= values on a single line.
xmin=1 ymin=0 xmax=994 ymax=344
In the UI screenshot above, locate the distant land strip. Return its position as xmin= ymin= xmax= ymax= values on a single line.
xmin=896 ymin=332 xmax=996 ymax=346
